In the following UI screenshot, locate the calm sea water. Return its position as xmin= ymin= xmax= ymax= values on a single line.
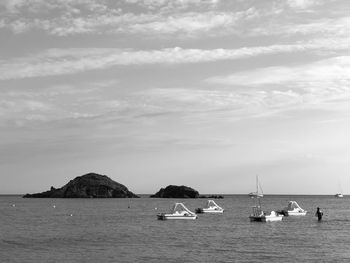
xmin=1 ymin=195 xmax=350 ymax=262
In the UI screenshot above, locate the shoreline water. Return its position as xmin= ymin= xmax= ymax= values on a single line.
xmin=1 ymin=195 xmax=349 ymax=262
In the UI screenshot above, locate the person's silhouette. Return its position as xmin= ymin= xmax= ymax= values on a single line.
xmin=315 ymin=207 xmax=323 ymax=221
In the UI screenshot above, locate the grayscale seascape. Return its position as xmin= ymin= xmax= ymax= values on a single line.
xmin=2 ymin=0 xmax=350 ymax=262
xmin=1 ymin=195 xmax=350 ymax=262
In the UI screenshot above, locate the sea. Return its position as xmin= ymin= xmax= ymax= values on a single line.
xmin=1 ymin=195 xmax=350 ymax=263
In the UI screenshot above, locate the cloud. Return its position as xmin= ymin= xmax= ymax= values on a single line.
xmin=286 ymin=0 xmax=319 ymax=9
xmin=0 ymin=0 xmax=107 ymax=14
xmin=3 ymin=10 xmax=255 ymax=37
xmin=206 ymin=56 xmax=350 ymax=107
xmin=1 ymin=38 xmax=350 ymax=80
xmin=0 ymin=0 xmax=345 ymax=40
xmin=124 ymin=0 xmax=220 ymax=11
xmin=124 ymin=12 xmax=238 ymax=36
xmin=0 ymin=80 xmax=121 ymax=126
xmin=133 ymin=87 xmax=303 ymax=118
xmin=250 ymin=16 xmax=350 ymax=38
xmin=1 ymin=0 xmax=223 ymax=16
xmin=0 ymin=0 xmax=228 ymax=36
xmin=207 ymin=56 xmax=350 ymax=86
xmin=0 ymin=98 xmax=53 ymax=123
xmin=0 ymin=79 xmax=302 ymax=127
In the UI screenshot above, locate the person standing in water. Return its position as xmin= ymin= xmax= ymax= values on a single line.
xmin=315 ymin=207 xmax=323 ymax=221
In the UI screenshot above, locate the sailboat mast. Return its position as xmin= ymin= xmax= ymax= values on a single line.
xmin=256 ymin=175 xmax=260 ymax=207
xmin=256 ymin=175 xmax=263 ymax=206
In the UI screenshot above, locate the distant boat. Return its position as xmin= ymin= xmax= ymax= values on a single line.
xmin=157 ymin=202 xmax=197 ymax=220
xmin=335 ymin=180 xmax=344 ymax=198
xmin=248 ymin=176 xmax=283 ymax=222
xmin=195 ymin=200 xmax=224 ymax=214
xmin=248 ymin=176 xmax=264 ymax=198
xmin=279 ymin=201 xmax=307 ymax=216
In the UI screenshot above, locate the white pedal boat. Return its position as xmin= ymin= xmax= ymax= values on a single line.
xmin=157 ymin=202 xmax=197 ymax=220
xmin=281 ymin=201 xmax=307 ymax=216
xmin=195 ymin=200 xmax=224 ymax=214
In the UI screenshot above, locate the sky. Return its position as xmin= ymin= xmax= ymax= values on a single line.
xmin=1 ymin=0 xmax=350 ymax=195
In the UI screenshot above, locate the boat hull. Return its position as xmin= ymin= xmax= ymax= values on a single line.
xmin=201 ymin=209 xmax=224 ymax=214
xmin=249 ymin=215 xmax=283 ymax=222
xmin=196 ymin=208 xmax=224 ymax=214
xmin=249 ymin=211 xmax=283 ymax=222
xmin=248 ymin=193 xmax=263 ymax=198
xmin=287 ymin=211 xmax=307 ymax=216
xmin=249 ymin=216 xmax=264 ymax=222
xmin=157 ymin=214 xmax=197 ymax=220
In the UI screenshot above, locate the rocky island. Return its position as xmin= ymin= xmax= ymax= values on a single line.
xmin=23 ymin=173 xmax=139 ymax=198
xmin=150 ymin=185 xmax=199 ymax=198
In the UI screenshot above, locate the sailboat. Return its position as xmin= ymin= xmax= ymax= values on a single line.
xmin=248 ymin=176 xmax=264 ymax=198
xmin=335 ymin=180 xmax=344 ymax=198
xmin=248 ymin=176 xmax=283 ymax=222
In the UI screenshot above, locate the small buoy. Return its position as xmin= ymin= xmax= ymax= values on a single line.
xmin=70 ymin=214 xmax=73 ymax=217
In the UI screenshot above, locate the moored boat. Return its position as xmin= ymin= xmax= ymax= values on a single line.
xmin=248 ymin=192 xmax=264 ymax=198
xmin=248 ymin=176 xmax=283 ymax=222
xmin=249 ymin=206 xmax=283 ymax=222
xmin=248 ymin=176 xmax=264 ymax=198
xmin=335 ymin=180 xmax=344 ymax=198
xmin=279 ymin=201 xmax=307 ymax=216
xmin=157 ymin=202 xmax=197 ymax=220
xmin=195 ymin=200 xmax=224 ymax=214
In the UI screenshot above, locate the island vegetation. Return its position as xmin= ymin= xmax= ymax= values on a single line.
xmin=150 ymin=185 xmax=200 ymax=198
xmin=23 ymin=173 xmax=139 ymax=198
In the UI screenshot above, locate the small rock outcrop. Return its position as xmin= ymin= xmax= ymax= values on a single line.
xmin=23 ymin=173 xmax=139 ymax=198
xmin=150 ymin=185 xmax=199 ymax=198
xmin=199 ymin=195 xmax=224 ymax=199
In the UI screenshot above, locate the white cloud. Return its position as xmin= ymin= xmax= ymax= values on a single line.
xmin=0 ymin=0 xmax=258 ymax=37
xmin=287 ymin=0 xmax=319 ymax=9
xmin=0 ymin=99 xmax=52 ymax=117
xmin=125 ymin=12 xmax=238 ymax=36
xmin=250 ymin=16 xmax=350 ymax=38
xmin=3 ymin=10 xmax=253 ymax=37
xmin=0 ymin=0 xmax=107 ymax=14
xmin=10 ymin=19 xmax=30 ymax=33
xmin=0 ymin=79 xmax=122 ymax=126
xmin=124 ymin=0 xmax=220 ymax=10
xmin=207 ymin=56 xmax=350 ymax=86
xmin=119 ymin=85 xmax=326 ymax=125
xmin=1 ymin=38 xmax=350 ymax=80
xmin=0 ymin=0 xmax=345 ymax=40
xmin=206 ymin=56 xmax=350 ymax=107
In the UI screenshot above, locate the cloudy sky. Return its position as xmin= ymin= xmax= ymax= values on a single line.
xmin=1 ymin=0 xmax=350 ymax=195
